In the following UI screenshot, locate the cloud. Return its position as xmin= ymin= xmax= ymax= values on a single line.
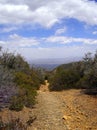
xmin=0 ymin=34 xmax=39 ymax=48
xmin=0 ymin=0 xmax=97 ymax=27
xmin=0 ymin=41 xmax=6 ymax=44
xmin=15 ymin=45 xmax=96 ymax=61
xmin=46 ymin=36 xmax=97 ymax=44
xmin=93 ymin=31 xmax=97 ymax=35
xmin=1 ymin=34 xmax=97 ymax=51
xmin=0 ymin=33 xmax=97 ymax=60
xmin=0 ymin=26 xmax=18 ymax=33
xmin=55 ymin=27 xmax=67 ymax=35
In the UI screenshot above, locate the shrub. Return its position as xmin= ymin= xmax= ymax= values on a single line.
xmin=13 ymin=72 xmax=37 ymax=110
xmin=0 ymin=47 xmax=40 ymax=110
xmin=9 ymin=96 xmax=24 ymax=111
xmin=49 ymin=69 xmax=80 ymax=91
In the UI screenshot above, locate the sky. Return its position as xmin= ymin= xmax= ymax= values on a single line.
xmin=0 ymin=0 xmax=97 ymax=61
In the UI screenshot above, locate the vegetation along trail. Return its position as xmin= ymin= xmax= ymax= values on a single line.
xmin=30 ymin=80 xmax=97 ymax=130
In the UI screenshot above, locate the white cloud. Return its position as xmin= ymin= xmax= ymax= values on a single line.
xmin=55 ymin=27 xmax=67 ymax=35
xmin=0 ymin=34 xmax=39 ymax=48
xmin=0 ymin=33 xmax=97 ymax=60
xmin=1 ymin=33 xmax=97 ymax=52
xmin=1 ymin=34 xmax=97 ymax=51
xmin=0 ymin=26 xmax=18 ymax=33
xmin=15 ymin=45 xmax=96 ymax=61
xmin=93 ymin=31 xmax=97 ymax=35
xmin=0 ymin=0 xmax=97 ymax=27
xmin=0 ymin=41 xmax=6 ymax=44
xmin=46 ymin=36 xmax=97 ymax=44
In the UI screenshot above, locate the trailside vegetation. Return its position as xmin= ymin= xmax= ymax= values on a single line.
xmin=49 ymin=51 xmax=97 ymax=95
xmin=0 ymin=47 xmax=43 ymax=111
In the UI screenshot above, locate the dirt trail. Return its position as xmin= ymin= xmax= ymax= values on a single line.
xmin=30 ymin=81 xmax=67 ymax=130
xmin=1 ymin=81 xmax=97 ymax=130
xmin=30 ymin=81 xmax=97 ymax=130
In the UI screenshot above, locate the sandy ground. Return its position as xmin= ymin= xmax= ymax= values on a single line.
xmin=0 ymin=81 xmax=97 ymax=130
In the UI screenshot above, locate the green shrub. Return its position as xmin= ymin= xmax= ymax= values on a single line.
xmin=49 ymin=69 xmax=80 ymax=91
xmin=0 ymin=47 xmax=41 ymax=110
xmin=9 ymin=96 xmax=24 ymax=111
xmin=13 ymin=72 xmax=37 ymax=110
xmin=14 ymin=72 xmax=33 ymax=87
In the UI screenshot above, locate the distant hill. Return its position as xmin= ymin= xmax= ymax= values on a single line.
xmin=32 ymin=64 xmax=59 ymax=70
xmin=29 ymin=57 xmax=82 ymax=70
xmin=55 ymin=62 xmax=74 ymax=70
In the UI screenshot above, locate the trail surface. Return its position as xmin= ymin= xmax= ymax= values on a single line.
xmin=30 ymin=81 xmax=67 ymax=130
xmin=30 ymin=81 xmax=97 ymax=130
xmin=0 ymin=81 xmax=97 ymax=129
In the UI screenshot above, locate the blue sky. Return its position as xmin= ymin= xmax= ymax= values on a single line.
xmin=0 ymin=0 xmax=97 ymax=61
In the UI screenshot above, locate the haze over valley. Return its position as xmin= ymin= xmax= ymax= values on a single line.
xmin=30 ymin=57 xmax=82 ymax=70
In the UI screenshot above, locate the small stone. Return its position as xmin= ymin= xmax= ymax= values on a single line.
xmin=62 ymin=115 xmax=71 ymax=120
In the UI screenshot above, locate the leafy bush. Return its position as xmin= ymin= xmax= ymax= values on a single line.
xmin=49 ymin=51 xmax=97 ymax=95
xmin=11 ymin=72 xmax=37 ymax=109
xmin=0 ymin=51 xmax=29 ymax=72
xmin=0 ymin=47 xmax=40 ymax=110
xmin=9 ymin=96 xmax=24 ymax=111
xmin=49 ymin=69 xmax=80 ymax=91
